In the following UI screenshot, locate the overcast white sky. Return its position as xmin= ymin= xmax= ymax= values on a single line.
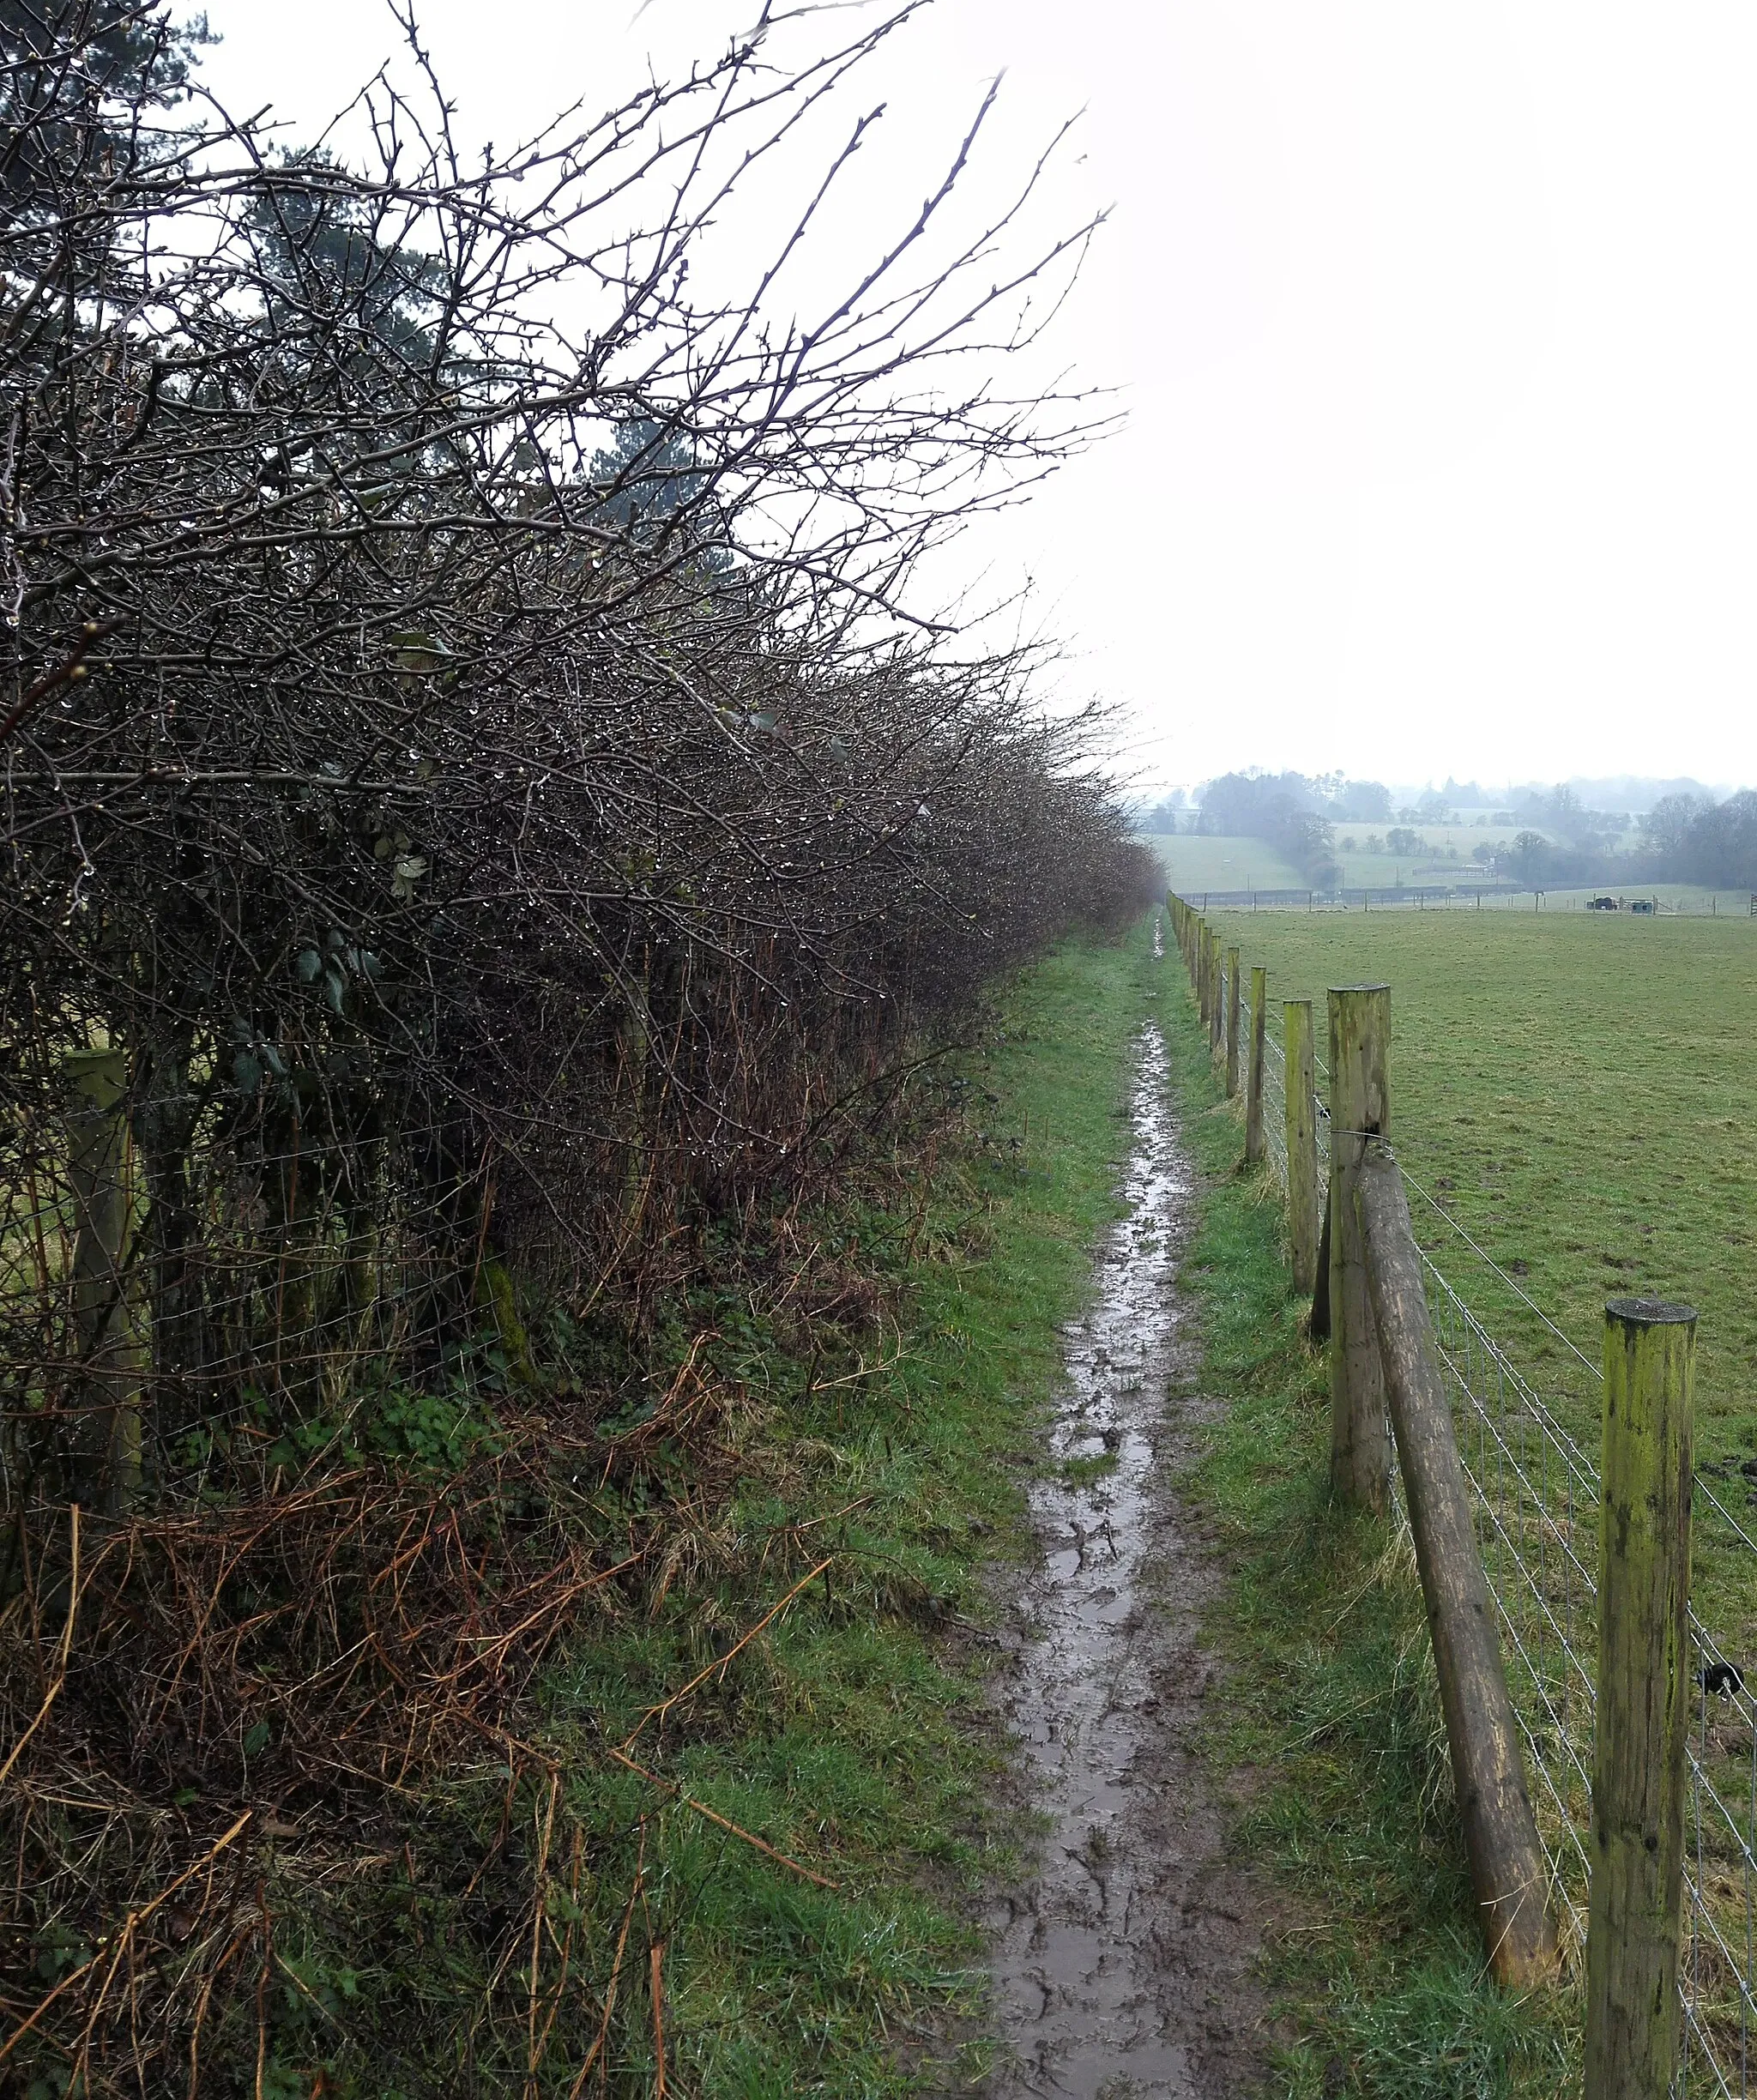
xmin=190 ymin=3 xmax=1757 ymax=795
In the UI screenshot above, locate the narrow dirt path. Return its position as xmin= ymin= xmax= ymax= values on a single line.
xmin=981 ymin=1023 xmax=1273 ymax=2099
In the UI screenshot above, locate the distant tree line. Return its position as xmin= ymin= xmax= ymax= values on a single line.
xmin=1641 ymin=792 xmax=1757 ymax=889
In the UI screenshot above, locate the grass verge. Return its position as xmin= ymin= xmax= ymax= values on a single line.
xmin=538 ymin=933 xmax=1158 ymax=2097
xmin=1150 ymin=956 xmax=1582 ymax=2099
xmin=222 ymin=928 xmax=1158 ymax=2099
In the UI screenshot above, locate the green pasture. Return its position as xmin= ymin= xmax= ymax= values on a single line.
xmin=1143 ymin=829 xmax=1754 ymax=906
xmin=1146 ymin=829 xmax=1533 ymax=896
xmin=1142 ymin=832 xmax=1307 ymax=892
xmin=1195 ymin=902 xmax=1757 ymax=1649
xmin=1330 ymin=824 xmax=1537 ymax=891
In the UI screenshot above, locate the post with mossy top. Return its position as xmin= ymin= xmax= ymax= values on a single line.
xmin=1245 ymin=965 xmax=1267 ymax=1163
xmin=1326 ymin=986 xmax=1393 ymax=1513
xmin=1585 ymin=1296 xmax=1696 ymax=2100
xmin=1224 ymin=945 xmax=1241 ymax=1097
xmin=1284 ymin=999 xmax=1319 ymax=1294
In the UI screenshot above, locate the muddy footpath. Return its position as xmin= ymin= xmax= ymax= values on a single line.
xmin=977 ymin=1022 xmax=1277 ymax=2099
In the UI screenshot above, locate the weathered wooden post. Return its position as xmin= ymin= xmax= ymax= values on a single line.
xmin=1200 ymin=924 xmax=1217 ymax=1037
xmin=1245 ymin=965 xmax=1267 ymax=1163
xmin=1284 ymin=1000 xmax=1319 ymax=1293
xmin=1585 ymin=1296 xmax=1696 ymax=2100
xmin=1224 ymin=945 xmax=1241 ymax=1096
xmin=63 ymin=1047 xmax=142 ymax=1513
xmin=1356 ymin=1147 xmax=1559 ymax=1985
xmin=1208 ymin=933 xmax=1223 ymax=1055
xmin=1196 ymin=923 xmax=1211 ymax=1024
xmin=1326 ymin=986 xmax=1393 ymax=1512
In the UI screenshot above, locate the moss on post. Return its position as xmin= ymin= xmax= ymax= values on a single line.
xmin=1326 ymin=986 xmax=1392 ymax=1512
xmin=1245 ymin=964 xmax=1267 ymax=1163
xmin=1224 ymin=945 xmax=1241 ymax=1097
xmin=63 ymin=1048 xmax=142 ymax=1512
xmin=1585 ymin=1296 xmax=1696 ymax=2100
xmin=1285 ymin=999 xmax=1319 ymax=1294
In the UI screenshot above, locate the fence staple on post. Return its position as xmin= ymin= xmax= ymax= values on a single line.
xmin=1326 ymin=985 xmax=1392 ymax=1512
xmin=1585 ymin=1295 xmax=1696 ymax=2100
xmin=1245 ymin=965 xmax=1266 ymax=1164
xmin=1355 ymin=1144 xmax=1559 ymax=1987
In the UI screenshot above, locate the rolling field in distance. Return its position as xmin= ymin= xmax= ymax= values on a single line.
xmin=1150 ymin=831 xmax=1754 ymax=910
xmin=1197 ymin=902 xmax=1757 ymax=1644
xmin=1148 ymin=828 xmax=1538 ymax=895
xmin=1142 ymin=833 xmax=1307 ymax=891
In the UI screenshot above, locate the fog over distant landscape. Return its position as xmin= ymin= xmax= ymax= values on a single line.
xmin=1140 ymin=768 xmax=1757 ymax=895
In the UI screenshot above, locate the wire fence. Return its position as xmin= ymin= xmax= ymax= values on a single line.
xmin=1244 ymin=969 xmax=1326 ymax=1194
xmin=1221 ymin=950 xmax=1757 ymax=2094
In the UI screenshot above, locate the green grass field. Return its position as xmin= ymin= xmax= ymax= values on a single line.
xmin=1329 ymin=824 xmax=1534 ymax=891
xmin=1145 ymin=829 xmax=1529 ymax=895
xmin=1143 ymin=830 xmax=1754 ymax=908
xmin=1192 ymin=903 xmax=1757 ymax=1646
xmin=1142 ymin=833 xmax=1308 ymax=892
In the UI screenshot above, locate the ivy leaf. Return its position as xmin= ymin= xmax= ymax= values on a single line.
xmin=391 ymin=854 xmax=428 ymax=901
xmin=232 ymin=1052 xmax=262 ymax=1095
xmin=295 ymin=948 xmax=322 ymax=983
xmin=322 ymin=968 xmax=347 ymax=1016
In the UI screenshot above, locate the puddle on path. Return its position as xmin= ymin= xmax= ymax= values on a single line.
xmin=982 ymin=1023 xmax=1269 ymax=2099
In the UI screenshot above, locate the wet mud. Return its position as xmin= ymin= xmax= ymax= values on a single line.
xmin=981 ymin=1023 xmax=1272 ymax=2098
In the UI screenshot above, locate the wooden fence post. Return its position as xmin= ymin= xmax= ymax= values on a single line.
xmin=1224 ymin=945 xmax=1241 ymax=1096
xmin=1245 ymin=965 xmax=1267 ymax=1162
xmin=63 ymin=1047 xmax=142 ymax=1513
xmin=1327 ymin=986 xmax=1393 ymax=1512
xmin=1585 ymin=1296 xmax=1696 ymax=2100
xmin=1285 ymin=1000 xmax=1319 ymax=1294
xmin=1197 ymin=922 xmax=1211 ymax=1025
xmin=1208 ymin=931 xmax=1223 ymax=1053
xmin=1356 ymin=1147 xmax=1559 ymax=1986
